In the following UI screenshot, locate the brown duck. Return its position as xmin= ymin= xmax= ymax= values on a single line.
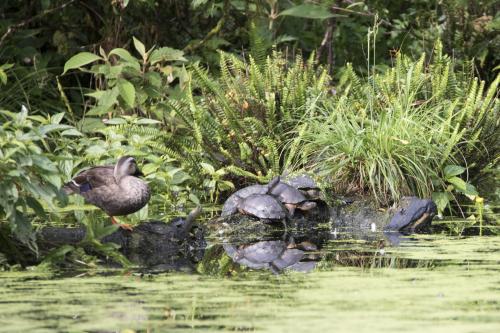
xmin=63 ymin=156 xmax=151 ymax=230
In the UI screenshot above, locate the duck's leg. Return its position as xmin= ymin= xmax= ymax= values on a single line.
xmin=111 ymin=216 xmax=134 ymax=231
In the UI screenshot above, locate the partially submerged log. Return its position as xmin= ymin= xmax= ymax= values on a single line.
xmin=0 ymin=207 xmax=206 ymax=269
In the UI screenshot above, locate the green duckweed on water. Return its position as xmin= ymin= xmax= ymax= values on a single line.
xmin=0 ymin=235 xmax=499 ymax=333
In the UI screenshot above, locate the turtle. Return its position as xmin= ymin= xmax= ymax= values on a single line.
xmin=268 ymin=178 xmax=317 ymax=216
xmin=284 ymin=174 xmax=321 ymax=200
xmin=234 ymin=193 xmax=288 ymax=220
xmin=221 ymin=184 xmax=268 ymax=216
xmin=384 ymin=197 xmax=437 ymax=233
xmin=221 ymin=177 xmax=282 ymax=217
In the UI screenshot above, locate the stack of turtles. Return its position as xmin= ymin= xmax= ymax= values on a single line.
xmin=221 ymin=175 xmax=321 ymax=221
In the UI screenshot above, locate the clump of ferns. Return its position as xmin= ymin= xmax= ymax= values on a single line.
xmin=170 ymin=50 xmax=331 ymax=183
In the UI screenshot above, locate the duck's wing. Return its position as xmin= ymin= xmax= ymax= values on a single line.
xmin=63 ymin=165 xmax=115 ymax=194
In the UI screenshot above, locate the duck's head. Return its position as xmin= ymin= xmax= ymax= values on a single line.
xmin=114 ymin=156 xmax=144 ymax=181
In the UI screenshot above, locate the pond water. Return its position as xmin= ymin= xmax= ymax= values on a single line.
xmin=1 ymin=227 xmax=499 ymax=333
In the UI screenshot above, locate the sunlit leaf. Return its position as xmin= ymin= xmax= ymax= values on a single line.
xmin=63 ymin=52 xmax=102 ymax=74
xmin=133 ymin=37 xmax=146 ymax=58
xmin=447 ymin=176 xmax=467 ymax=191
xmin=444 ymin=165 xmax=465 ymax=178
xmin=150 ymin=47 xmax=187 ymax=64
xmin=279 ymin=4 xmax=339 ymax=19
xmin=432 ymin=191 xmax=450 ymax=213
xmin=117 ymin=79 xmax=136 ymax=108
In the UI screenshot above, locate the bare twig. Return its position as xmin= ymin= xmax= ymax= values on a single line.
xmin=316 ymin=18 xmax=334 ymax=72
xmin=0 ymin=0 xmax=78 ymax=48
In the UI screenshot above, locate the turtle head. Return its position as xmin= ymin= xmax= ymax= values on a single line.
xmin=266 ymin=176 xmax=281 ymax=193
xmin=298 ymin=201 xmax=317 ymax=211
xmin=303 ymin=188 xmax=321 ymax=200
xmin=114 ymin=156 xmax=142 ymax=181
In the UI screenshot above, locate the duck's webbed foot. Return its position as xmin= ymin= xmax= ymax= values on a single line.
xmin=111 ymin=216 xmax=134 ymax=231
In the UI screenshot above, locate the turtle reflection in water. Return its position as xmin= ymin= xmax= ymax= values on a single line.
xmin=223 ymin=239 xmax=319 ymax=274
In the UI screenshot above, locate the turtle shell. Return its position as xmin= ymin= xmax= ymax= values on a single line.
xmin=272 ymin=248 xmax=305 ymax=270
xmin=285 ymin=174 xmax=321 ymax=200
xmin=237 ymin=241 xmax=286 ymax=263
xmin=238 ymin=194 xmax=287 ymax=219
xmin=221 ymin=184 xmax=267 ymax=216
xmin=223 ymin=241 xmax=286 ymax=269
xmin=269 ymin=182 xmax=308 ymax=204
xmin=286 ymin=174 xmax=318 ymax=190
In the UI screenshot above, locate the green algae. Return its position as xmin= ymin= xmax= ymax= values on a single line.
xmin=0 ymin=235 xmax=499 ymax=333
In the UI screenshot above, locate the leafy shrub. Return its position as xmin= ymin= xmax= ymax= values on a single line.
xmin=0 ymin=107 xmax=74 ymax=248
xmin=62 ymin=38 xmax=188 ymax=131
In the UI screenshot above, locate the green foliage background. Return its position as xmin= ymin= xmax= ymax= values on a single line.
xmin=0 ymin=0 xmax=499 ymax=257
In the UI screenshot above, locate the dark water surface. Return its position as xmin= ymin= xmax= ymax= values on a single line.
xmin=0 ymin=231 xmax=499 ymax=333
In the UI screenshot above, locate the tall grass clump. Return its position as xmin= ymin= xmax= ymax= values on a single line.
xmin=296 ymin=42 xmax=499 ymax=207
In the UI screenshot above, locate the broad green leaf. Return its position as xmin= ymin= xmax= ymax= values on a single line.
xmin=219 ymin=180 xmax=235 ymax=190
xmin=80 ymin=117 xmax=106 ymax=132
xmin=141 ymin=163 xmax=159 ymax=175
xmin=39 ymin=124 xmax=72 ymax=135
xmin=279 ymin=4 xmax=337 ymax=19
xmin=61 ymin=128 xmax=83 ymax=136
xmin=104 ymin=117 xmax=127 ymax=125
xmin=32 ymin=155 xmax=58 ymax=172
xmin=108 ymin=48 xmax=141 ymax=69
xmin=191 ymin=0 xmax=208 ymax=9
xmin=444 ymin=165 xmax=465 ymax=178
xmin=432 ymin=191 xmax=450 ymax=213
xmin=17 ymin=105 xmax=28 ymax=124
xmin=462 ymin=183 xmax=479 ymax=199
xmin=0 ymin=63 xmax=14 ymax=85
xmin=86 ymin=106 xmax=110 ymax=116
xmin=145 ymin=71 xmax=162 ymax=88
xmin=117 ymin=79 xmax=136 ymax=108
xmin=133 ymin=37 xmax=146 ymax=58
xmin=200 ymin=162 xmax=215 ymax=174
xmin=50 ymin=112 xmax=65 ymax=124
xmin=41 ymin=245 xmax=75 ymax=264
xmin=85 ymin=90 xmax=105 ymax=99
xmin=447 ymin=176 xmax=467 ymax=191
xmin=150 ymin=47 xmax=187 ymax=64
xmin=189 ymin=193 xmax=200 ymax=205
xmin=135 ymin=118 xmax=161 ymax=125
xmin=42 ymin=173 xmax=62 ymax=188
xmin=168 ymin=168 xmax=190 ymax=184
xmin=0 ymin=70 xmax=7 ymax=85
xmin=0 ymin=63 xmax=14 ymax=70
xmin=274 ymin=34 xmax=298 ymax=44
xmin=85 ymin=145 xmax=107 ymax=156
xmin=98 ymin=87 xmax=119 ymax=107
xmin=63 ymin=52 xmax=102 ymax=74
xmin=26 ymin=197 xmax=46 ymax=218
